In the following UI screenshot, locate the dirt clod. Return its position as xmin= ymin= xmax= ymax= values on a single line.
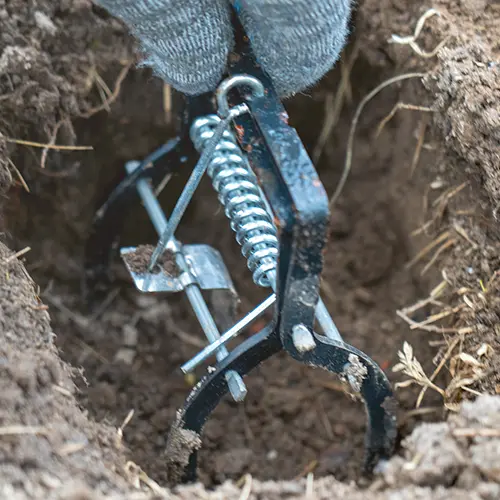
xmin=164 ymin=415 xmax=202 ymax=485
xmin=123 ymin=244 xmax=180 ymax=276
xmin=342 ymin=354 xmax=368 ymax=393
xmin=0 ymin=242 xmax=131 ymax=499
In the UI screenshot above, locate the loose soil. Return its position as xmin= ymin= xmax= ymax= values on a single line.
xmin=0 ymin=0 xmax=499 ymax=499
xmin=122 ymin=245 xmax=180 ymax=277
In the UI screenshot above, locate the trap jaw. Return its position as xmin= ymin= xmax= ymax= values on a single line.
xmin=82 ymin=23 xmax=397 ymax=485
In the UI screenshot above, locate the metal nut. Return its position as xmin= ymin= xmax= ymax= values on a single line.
xmin=225 ymin=370 xmax=247 ymax=402
xmin=292 ymin=324 xmax=316 ymax=353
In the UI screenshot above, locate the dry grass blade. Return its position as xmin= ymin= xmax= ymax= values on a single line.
xmin=329 ymin=72 xmax=426 ymax=208
xmin=389 ymin=8 xmax=448 ymax=58
xmin=295 ymin=459 xmax=318 ymax=479
xmin=1 ymin=137 xmax=92 ymax=151
xmin=163 ymin=83 xmax=172 ymax=124
xmin=402 ymin=296 xmax=435 ymax=315
xmin=420 ymin=237 xmax=457 ymax=276
xmin=453 ymin=428 xmax=500 ymax=438
xmin=80 ymin=62 xmax=132 ymax=119
xmin=410 ymin=304 xmax=464 ymax=330
xmin=406 ymin=231 xmax=450 ymax=269
xmin=412 ymin=182 xmax=468 ymax=236
xmin=137 ymin=469 xmax=168 ymax=497
xmin=453 ymin=222 xmax=477 ymax=247
xmin=1 ymin=246 xmax=31 ymax=265
xmin=375 ymin=102 xmax=433 ymax=138
xmin=430 ymin=280 xmax=448 ymax=299
xmin=396 ymin=308 xmax=473 ymax=334
xmin=0 ymin=425 xmax=48 ymax=436
xmin=238 ymin=474 xmax=253 ymax=500
xmin=116 ymin=409 xmax=134 ymax=447
xmin=124 ymin=461 xmax=169 ymax=498
xmin=410 ymin=117 xmax=429 ymax=177
xmin=416 ymin=336 xmax=460 ymax=407
xmin=393 ymin=341 xmax=445 ymax=397
xmin=40 ymin=119 xmax=67 ymax=168
xmin=57 ymin=440 xmax=88 ymax=456
xmin=153 ymin=172 xmax=173 ymax=198
xmin=401 ymin=406 xmax=442 ymax=424
xmin=52 ymin=384 xmax=73 ymax=397
xmin=7 ymin=157 xmax=29 ymax=192
xmin=172 ymin=329 xmax=206 ymax=348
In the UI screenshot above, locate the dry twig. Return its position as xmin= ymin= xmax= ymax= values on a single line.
xmin=405 ymin=230 xmax=450 ymax=269
xmin=0 ymin=425 xmax=48 ymax=436
xmin=1 ymin=246 xmax=31 ymax=265
xmin=238 ymin=474 xmax=253 ymax=500
xmin=1 ymin=137 xmax=92 ymax=151
xmin=410 ymin=117 xmax=429 ymax=177
xmin=7 ymin=157 xmax=29 ymax=192
xmin=116 ymin=409 xmax=135 ymax=447
xmin=80 ymin=62 xmax=132 ymax=119
xmin=375 ymin=102 xmax=433 ymax=138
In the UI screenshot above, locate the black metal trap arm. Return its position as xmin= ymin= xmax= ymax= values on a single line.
xmin=171 ymin=324 xmax=282 ymax=483
xmin=225 ymin=31 xmax=329 ymax=347
xmin=167 ymin=23 xmax=397 ymax=482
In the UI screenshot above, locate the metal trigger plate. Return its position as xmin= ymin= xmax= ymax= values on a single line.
xmin=184 ymin=244 xmax=236 ymax=292
xmin=120 ymin=246 xmax=183 ymax=292
xmin=120 ymin=244 xmax=235 ymax=293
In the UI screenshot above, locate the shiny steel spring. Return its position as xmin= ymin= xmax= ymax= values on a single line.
xmin=190 ymin=114 xmax=278 ymax=288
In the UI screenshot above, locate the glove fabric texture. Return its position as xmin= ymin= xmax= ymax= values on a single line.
xmin=95 ymin=0 xmax=352 ymax=96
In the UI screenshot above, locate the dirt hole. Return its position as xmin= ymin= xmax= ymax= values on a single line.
xmin=3 ymin=54 xmax=436 ymax=489
xmin=1 ymin=0 xmax=499 ymax=497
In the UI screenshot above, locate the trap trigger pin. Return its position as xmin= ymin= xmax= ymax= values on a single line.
xmin=123 ymin=160 xmax=247 ymax=403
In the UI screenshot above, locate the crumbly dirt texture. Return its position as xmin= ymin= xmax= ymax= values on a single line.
xmin=0 ymin=242 xmax=133 ymax=499
xmin=164 ymin=414 xmax=202 ymax=486
xmin=123 ymin=245 xmax=180 ymax=276
xmin=0 ymin=0 xmax=499 ymax=498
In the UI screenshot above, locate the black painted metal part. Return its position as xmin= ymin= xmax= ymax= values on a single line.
xmin=83 ymin=15 xmax=397 ymax=485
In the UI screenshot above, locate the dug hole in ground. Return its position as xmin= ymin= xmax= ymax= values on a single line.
xmin=0 ymin=1 xmax=499 ymax=498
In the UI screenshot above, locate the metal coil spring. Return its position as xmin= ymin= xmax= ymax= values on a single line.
xmin=190 ymin=115 xmax=278 ymax=288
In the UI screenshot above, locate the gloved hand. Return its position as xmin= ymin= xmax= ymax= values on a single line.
xmin=94 ymin=0 xmax=352 ymax=97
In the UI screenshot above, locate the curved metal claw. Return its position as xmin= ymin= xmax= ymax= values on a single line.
xmin=165 ymin=324 xmax=281 ymax=484
xmin=284 ymin=333 xmax=398 ymax=473
xmin=165 ymin=324 xmax=396 ymax=484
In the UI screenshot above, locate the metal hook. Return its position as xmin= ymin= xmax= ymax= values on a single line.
xmin=216 ymin=74 xmax=265 ymax=118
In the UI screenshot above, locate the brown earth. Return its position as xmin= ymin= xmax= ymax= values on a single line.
xmin=0 ymin=0 xmax=499 ymax=498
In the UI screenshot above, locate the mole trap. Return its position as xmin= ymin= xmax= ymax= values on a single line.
xmin=83 ymin=18 xmax=397 ymax=484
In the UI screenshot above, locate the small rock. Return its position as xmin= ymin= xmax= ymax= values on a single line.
xmin=34 ymin=11 xmax=57 ymax=35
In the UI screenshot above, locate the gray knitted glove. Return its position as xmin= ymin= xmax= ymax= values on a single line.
xmin=94 ymin=0 xmax=352 ymax=96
